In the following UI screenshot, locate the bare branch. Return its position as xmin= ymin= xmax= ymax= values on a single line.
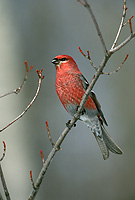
xmin=102 ymin=54 xmax=129 ymax=75
xmin=109 ymin=32 xmax=135 ymax=53
xmin=30 ymin=170 xmax=36 ymax=190
xmin=79 ymin=47 xmax=98 ymax=70
xmin=0 ymin=61 xmax=33 ymax=98
xmin=0 ymin=164 xmax=11 ymax=200
xmin=0 ymin=69 xmax=44 ymax=133
xmin=45 ymin=121 xmax=54 ymax=147
xmin=78 ymin=0 xmax=108 ymax=55
xmin=111 ymin=0 xmax=127 ymax=50
xmin=129 ymin=16 xmax=134 ymax=35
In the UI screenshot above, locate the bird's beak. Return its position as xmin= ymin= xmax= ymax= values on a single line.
xmin=52 ymin=58 xmax=59 ymax=65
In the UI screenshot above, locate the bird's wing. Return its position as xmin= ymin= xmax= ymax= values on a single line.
xmin=80 ymin=74 xmax=108 ymax=126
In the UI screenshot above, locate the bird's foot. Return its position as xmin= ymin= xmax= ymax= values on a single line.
xmin=66 ymin=120 xmax=76 ymax=128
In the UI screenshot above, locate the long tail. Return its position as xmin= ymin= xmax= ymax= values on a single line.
xmin=93 ymin=124 xmax=123 ymax=160
xmin=101 ymin=124 xmax=123 ymax=155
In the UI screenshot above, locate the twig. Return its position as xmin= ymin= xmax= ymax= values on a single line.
xmin=45 ymin=121 xmax=54 ymax=147
xmin=102 ymin=54 xmax=129 ymax=75
xmin=78 ymin=0 xmax=108 ymax=55
xmin=78 ymin=47 xmax=98 ymax=70
xmin=129 ymin=16 xmax=134 ymax=35
xmin=0 ymin=164 xmax=11 ymax=200
xmin=30 ymin=170 xmax=36 ymax=189
xmin=40 ymin=150 xmax=45 ymax=164
xmin=0 ymin=142 xmax=6 ymax=161
xmin=124 ymin=16 xmax=134 ymax=27
xmin=0 ymin=69 xmax=44 ymax=133
xmin=0 ymin=61 xmax=33 ymax=98
xmin=109 ymin=32 xmax=135 ymax=54
xmin=111 ymin=0 xmax=127 ymax=50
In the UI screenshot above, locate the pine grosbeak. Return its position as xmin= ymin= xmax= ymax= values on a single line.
xmin=52 ymin=55 xmax=123 ymax=160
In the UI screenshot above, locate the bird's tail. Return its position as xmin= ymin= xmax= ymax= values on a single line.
xmin=101 ymin=124 xmax=123 ymax=155
xmin=93 ymin=123 xmax=123 ymax=160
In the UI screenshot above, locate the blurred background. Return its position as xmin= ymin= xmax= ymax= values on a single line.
xmin=0 ymin=0 xmax=135 ymax=199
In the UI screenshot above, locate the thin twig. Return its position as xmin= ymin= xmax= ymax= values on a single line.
xmin=124 ymin=16 xmax=134 ymax=27
xmin=0 ymin=69 xmax=44 ymax=133
xmin=0 ymin=142 xmax=6 ymax=161
xmin=40 ymin=150 xmax=45 ymax=164
xmin=78 ymin=47 xmax=98 ymax=70
xmin=78 ymin=0 xmax=108 ymax=55
xmin=109 ymin=32 xmax=135 ymax=53
xmin=0 ymin=164 xmax=11 ymax=200
xmin=111 ymin=0 xmax=127 ymax=50
xmin=45 ymin=121 xmax=54 ymax=146
xmin=102 ymin=54 xmax=129 ymax=75
xmin=30 ymin=170 xmax=36 ymax=189
xmin=129 ymin=16 xmax=134 ymax=35
xmin=0 ymin=61 xmax=33 ymax=98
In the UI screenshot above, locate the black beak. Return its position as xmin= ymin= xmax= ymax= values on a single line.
xmin=52 ymin=58 xmax=59 ymax=64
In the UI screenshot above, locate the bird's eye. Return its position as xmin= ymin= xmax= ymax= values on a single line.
xmin=60 ymin=58 xmax=68 ymax=61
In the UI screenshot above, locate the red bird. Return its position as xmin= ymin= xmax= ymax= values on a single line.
xmin=52 ymin=55 xmax=123 ymax=160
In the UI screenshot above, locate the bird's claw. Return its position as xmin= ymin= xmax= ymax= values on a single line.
xmin=66 ymin=120 xmax=76 ymax=128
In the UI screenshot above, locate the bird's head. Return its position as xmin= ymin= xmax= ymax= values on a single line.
xmin=52 ymin=55 xmax=80 ymax=73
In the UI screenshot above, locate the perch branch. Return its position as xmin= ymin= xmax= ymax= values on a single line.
xmin=0 ymin=61 xmax=33 ymax=98
xmin=0 ymin=69 xmax=44 ymax=133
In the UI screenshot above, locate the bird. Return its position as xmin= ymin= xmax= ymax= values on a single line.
xmin=52 ymin=55 xmax=123 ymax=160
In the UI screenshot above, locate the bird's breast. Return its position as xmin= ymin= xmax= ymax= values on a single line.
xmin=55 ymin=72 xmax=97 ymax=115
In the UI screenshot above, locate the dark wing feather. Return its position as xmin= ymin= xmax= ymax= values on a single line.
xmin=80 ymin=74 xmax=108 ymax=126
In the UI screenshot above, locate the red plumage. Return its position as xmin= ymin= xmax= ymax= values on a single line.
xmin=52 ymin=55 xmax=123 ymax=160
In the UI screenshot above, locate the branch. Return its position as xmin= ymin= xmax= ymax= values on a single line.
xmin=111 ymin=0 xmax=127 ymax=50
xmin=0 ymin=69 xmax=44 ymax=133
xmin=45 ymin=121 xmax=54 ymax=147
xmin=102 ymin=54 xmax=129 ymax=75
xmin=0 ymin=142 xmax=6 ymax=162
xmin=0 ymin=61 xmax=33 ymax=98
xmin=78 ymin=0 xmax=108 ymax=55
xmin=0 ymin=164 xmax=11 ymax=200
xmin=0 ymin=142 xmax=10 ymax=200
xmin=78 ymin=47 xmax=98 ymax=70
xmin=0 ymin=143 xmax=11 ymax=200
xmin=109 ymin=32 xmax=135 ymax=53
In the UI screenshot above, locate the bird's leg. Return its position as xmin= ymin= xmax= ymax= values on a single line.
xmin=76 ymin=106 xmax=86 ymax=115
xmin=66 ymin=120 xmax=76 ymax=128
